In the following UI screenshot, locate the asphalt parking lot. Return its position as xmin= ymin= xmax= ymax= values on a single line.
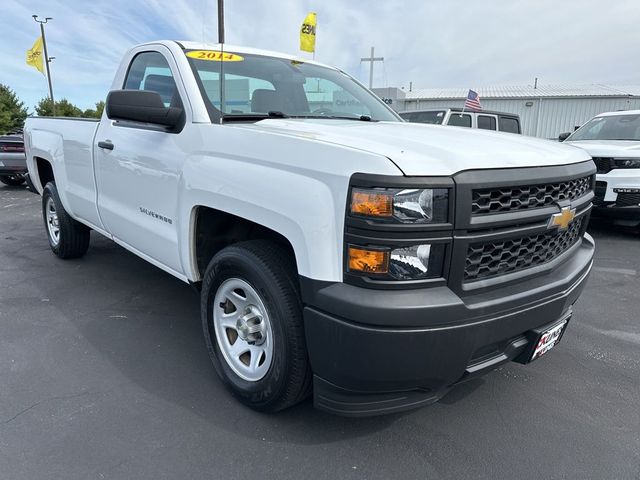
xmin=1 ymin=184 xmax=639 ymax=480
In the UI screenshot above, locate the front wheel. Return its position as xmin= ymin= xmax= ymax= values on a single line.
xmin=0 ymin=174 xmax=26 ymax=186
xmin=201 ymin=241 xmax=311 ymax=412
xmin=42 ymin=182 xmax=91 ymax=259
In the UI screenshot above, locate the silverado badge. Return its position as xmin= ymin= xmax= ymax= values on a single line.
xmin=548 ymin=207 xmax=576 ymax=230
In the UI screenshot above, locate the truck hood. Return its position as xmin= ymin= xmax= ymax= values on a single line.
xmin=564 ymin=140 xmax=640 ymax=158
xmin=238 ymin=119 xmax=591 ymax=176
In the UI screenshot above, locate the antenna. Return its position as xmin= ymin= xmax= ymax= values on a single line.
xmin=218 ymin=0 xmax=225 ymax=123
xmin=217 ymin=0 xmax=225 ymax=43
xmin=201 ymin=0 xmax=205 ymax=44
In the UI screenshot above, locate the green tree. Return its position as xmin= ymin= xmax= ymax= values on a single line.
xmin=95 ymin=100 xmax=105 ymax=118
xmin=81 ymin=100 xmax=105 ymax=119
xmin=35 ymin=97 xmax=83 ymax=117
xmin=0 ymin=84 xmax=28 ymax=134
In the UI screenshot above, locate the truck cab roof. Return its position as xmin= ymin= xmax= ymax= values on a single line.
xmin=158 ymin=40 xmax=338 ymax=70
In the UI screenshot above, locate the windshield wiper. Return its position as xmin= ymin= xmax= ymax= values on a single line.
xmin=222 ymin=111 xmax=290 ymax=122
xmin=266 ymin=111 xmax=289 ymax=118
xmin=222 ymin=112 xmax=376 ymax=122
xmin=289 ymin=114 xmax=374 ymax=122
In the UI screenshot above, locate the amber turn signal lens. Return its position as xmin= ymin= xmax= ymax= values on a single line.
xmin=350 ymin=189 xmax=393 ymax=217
xmin=348 ymin=246 xmax=389 ymax=274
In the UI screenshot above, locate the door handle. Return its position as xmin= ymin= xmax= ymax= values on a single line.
xmin=98 ymin=140 xmax=114 ymax=150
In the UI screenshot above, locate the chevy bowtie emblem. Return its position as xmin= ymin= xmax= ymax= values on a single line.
xmin=548 ymin=207 xmax=576 ymax=230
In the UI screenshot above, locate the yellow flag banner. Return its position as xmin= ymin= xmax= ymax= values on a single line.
xmin=26 ymin=36 xmax=45 ymax=75
xmin=300 ymin=12 xmax=317 ymax=53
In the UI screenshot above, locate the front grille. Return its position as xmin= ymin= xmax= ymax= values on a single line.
xmin=471 ymin=175 xmax=593 ymax=215
xmin=592 ymin=157 xmax=613 ymax=174
xmin=616 ymin=193 xmax=640 ymax=207
xmin=464 ymin=216 xmax=584 ymax=282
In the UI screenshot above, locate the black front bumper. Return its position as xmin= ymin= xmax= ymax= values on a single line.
xmin=592 ymin=181 xmax=640 ymax=225
xmin=592 ymin=204 xmax=640 ymax=225
xmin=302 ymin=235 xmax=594 ymax=417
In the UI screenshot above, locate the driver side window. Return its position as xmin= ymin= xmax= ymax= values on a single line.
xmin=124 ymin=51 xmax=178 ymax=107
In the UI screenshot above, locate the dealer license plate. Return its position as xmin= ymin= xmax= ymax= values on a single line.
xmin=530 ymin=320 xmax=568 ymax=361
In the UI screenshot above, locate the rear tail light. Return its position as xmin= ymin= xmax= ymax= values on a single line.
xmin=0 ymin=144 xmax=25 ymax=153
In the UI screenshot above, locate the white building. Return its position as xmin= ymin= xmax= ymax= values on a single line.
xmin=373 ymin=85 xmax=640 ymax=139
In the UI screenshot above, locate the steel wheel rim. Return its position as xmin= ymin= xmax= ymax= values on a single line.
xmin=213 ymin=278 xmax=274 ymax=382
xmin=45 ymin=197 xmax=60 ymax=246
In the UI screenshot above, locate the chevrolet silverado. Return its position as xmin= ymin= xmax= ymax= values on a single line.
xmin=24 ymin=41 xmax=595 ymax=416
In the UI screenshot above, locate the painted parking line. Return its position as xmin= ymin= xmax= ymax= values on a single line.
xmin=593 ymin=266 xmax=637 ymax=276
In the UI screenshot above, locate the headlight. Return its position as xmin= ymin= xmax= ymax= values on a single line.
xmin=614 ymin=158 xmax=640 ymax=169
xmin=347 ymin=243 xmax=445 ymax=280
xmin=350 ymin=187 xmax=449 ymax=223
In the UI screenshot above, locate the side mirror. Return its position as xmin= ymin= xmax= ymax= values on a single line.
xmin=106 ymin=90 xmax=183 ymax=129
xmin=558 ymin=132 xmax=571 ymax=142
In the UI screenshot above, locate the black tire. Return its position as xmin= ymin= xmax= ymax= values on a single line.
xmin=0 ymin=174 xmax=26 ymax=186
xmin=42 ymin=182 xmax=90 ymax=259
xmin=201 ymin=240 xmax=312 ymax=412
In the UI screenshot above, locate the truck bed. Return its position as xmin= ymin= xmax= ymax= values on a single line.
xmin=25 ymin=116 xmax=103 ymax=230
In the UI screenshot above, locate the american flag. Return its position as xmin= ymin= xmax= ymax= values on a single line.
xmin=464 ymin=89 xmax=482 ymax=111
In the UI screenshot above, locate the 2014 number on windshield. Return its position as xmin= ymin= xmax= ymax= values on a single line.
xmin=186 ymin=50 xmax=244 ymax=62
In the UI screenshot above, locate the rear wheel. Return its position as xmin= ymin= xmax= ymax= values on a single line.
xmin=42 ymin=182 xmax=90 ymax=259
xmin=0 ymin=174 xmax=26 ymax=186
xmin=201 ymin=241 xmax=311 ymax=412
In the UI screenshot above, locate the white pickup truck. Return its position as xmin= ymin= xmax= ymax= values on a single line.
xmin=25 ymin=40 xmax=596 ymax=416
xmin=561 ymin=110 xmax=640 ymax=227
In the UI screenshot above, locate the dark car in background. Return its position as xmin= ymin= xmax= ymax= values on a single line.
xmin=0 ymin=134 xmax=28 ymax=186
xmin=400 ymin=108 xmax=522 ymax=134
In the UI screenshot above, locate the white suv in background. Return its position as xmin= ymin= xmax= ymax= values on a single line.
xmin=562 ymin=110 xmax=640 ymax=227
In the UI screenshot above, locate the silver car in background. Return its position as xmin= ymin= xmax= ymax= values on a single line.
xmin=0 ymin=134 xmax=28 ymax=186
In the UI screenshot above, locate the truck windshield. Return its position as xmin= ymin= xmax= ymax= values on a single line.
xmin=568 ymin=114 xmax=640 ymax=141
xmin=184 ymin=50 xmax=400 ymax=122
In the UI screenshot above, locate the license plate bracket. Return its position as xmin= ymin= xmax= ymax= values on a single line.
xmin=516 ymin=313 xmax=571 ymax=364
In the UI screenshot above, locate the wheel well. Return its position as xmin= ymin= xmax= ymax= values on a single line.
xmin=35 ymin=157 xmax=54 ymax=190
xmin=193 ymin=206 xmax=297 ymax=279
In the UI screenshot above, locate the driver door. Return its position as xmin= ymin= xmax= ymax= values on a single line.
xmin=94 ymin=48 xmax=188 ymax=275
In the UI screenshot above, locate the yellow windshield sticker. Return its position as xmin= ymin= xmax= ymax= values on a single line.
xmin=186 ymin=50 xmax=244 ymax=62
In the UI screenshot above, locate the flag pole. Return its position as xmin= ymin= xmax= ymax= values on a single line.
xmin=33 ymin=15 xmax=55 ymax=116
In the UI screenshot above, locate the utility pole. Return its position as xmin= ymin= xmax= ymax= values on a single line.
xmin=32 ymin=15 xmax=56 ymax=116
xmin=360 ymin=46 xmax=384 ymax=90
xmin=217 ymin=0 xmax=225 ymax=44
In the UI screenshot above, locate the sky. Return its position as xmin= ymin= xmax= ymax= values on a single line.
xmin=2 ymin=0 xmax=640 ymax=111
